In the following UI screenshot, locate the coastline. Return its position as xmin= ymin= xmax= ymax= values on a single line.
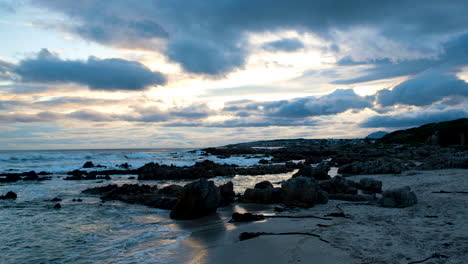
xmin=180 ymin=169 xmax=467 ymax=264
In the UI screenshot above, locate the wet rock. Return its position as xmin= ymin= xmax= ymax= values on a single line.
xmin=379 ymin=186 xmax=417 ymax=208
xmin=159 ymin=184 xmax=183 ymax=197
xmin=338 ymin=158 xmax=406 ymax=175
xmin=118 ymin=163 xmax=131 ymax=169
xmin=293 ymin=162 xmax=331 ymax=180
xmin=0 ymin=174 xmax=21 ymax=182
xmin=319 ymin=176 xmax=358 ymax=195
xmin=53 ymin=203 xmax=62 ymax=209
xmin=23 ymin=171 xmax=39 ymax=181
xmin=241 ymin=187 xmax=275 ymax=204
xmin=254 ymin=181 xmax=273 ymax=189
xmin=315 ymin=189 xmax=329 ymax=204
xmin=359 ymin=178 xmax=383 ymax=194
xmin=170 ymin=179 xmax=221 ymax=220
xmin=258 ymin=159 xmax=270 ymax=164
xmin=329 ymin=193 xmax=376 ymax=202
xmin=51 ymin=197 xmax=62 ymax=202
xmin=83 ymin=161 xmax=95 ymax=168
xmin=281 ymin=177 xmax=318 ymax=208
xmin=0 ymin=191 xmax=17 ymax=200
xmin=219 ymin=181 xmax=235 ymax=206
xmin=231 ymin=212 xmax=265 ymax=222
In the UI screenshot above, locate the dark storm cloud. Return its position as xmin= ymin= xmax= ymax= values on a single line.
xmin=33 ymin=0 xmax=468 ymax=75
xmin=376 ymin=68 xmax=468 ymax=107
xmin=14 ymin=49 xmax=166 ymax=91
xmin=262 ymin=38 xmax=304 ymax=52
xmin=333 ymin=33 xmax=468 ymax=85
xmin=361 ymin=108 xmax=468 ymax=128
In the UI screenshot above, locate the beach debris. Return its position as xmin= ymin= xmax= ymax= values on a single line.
xmin=239 ymin=232 xmax=330 ymax=243
xmin=0 ymin=191 xmax=17 ymax=200
xmin=170 ymin=179 xmax=220 ymax=220
xmin=379 ymin=186 xmax=417 ymax=208
xmin=407 ymin=253 xmax=448 ymax=264
xmin=230 ymin=212 xmax=332 ymax=222
xmin=432 ymin=190 xmax=468 ymax=194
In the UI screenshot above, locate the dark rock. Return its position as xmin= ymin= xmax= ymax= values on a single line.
xmin=241 ymin=187 xmax=275 ymax=204
xmin=149 ymin=197 xmax=178 ymax=210
xmin=231 ymin=212 xmax=265 ymax=222
xmin=72 ymin=198 xmax=83 ymax=202
xmin=38 ymin=171 xmax=52 ymax=176
xmin=319 ymin=176 xmax=358 ymax=195
xmin=159 ymin=184 xmax=184 ymax=197
xmin=293 ymin=162 xmax=331 ymax=180
xmin=118 ymin=163 xmax=131 ymax=169
xmin=281 ymin=177 xmax=318 ymax=208
xmin=274 ymin=206 xmax=285 ymax=212
xmin=0 ymin=191 xmax=17 ymax=199
xmin=329 ymin=193 xmax=375 ymax=202
xmin=0 ymin=174 xmax=21 ymax=182
xmin=219 ymin=181 xmax=235 ymax=206
xmin=258 ymin=159 xmax=270 ymax=164
xmin=379 ymin=186 xmax=417 ymax=208
xmin=53 ymin=203 xmax=62 ymax=209
xmin=83 ymin=161 xmax=95 ymax=168
xmin=254 ymin=181 xmax=273 ymax=189
xmin=128 ymin=176 xmax=136 ymax=179
xmin=51 ymin=197 xmax=62 ymax=202
xmin=338 ymin=158 xmax=406 ymax=175
xmin=359 ymin=178 xmax=383 ymax=194
xmin=23 ymin=171 xmax=38 ymax=181
xmin=315 ymin=189 xmax=329 ymax=204
xmin=170 ymin=179 xmax=221 ymax=220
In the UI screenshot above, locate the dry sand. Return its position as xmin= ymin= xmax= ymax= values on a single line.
xmin=181 ymin=169 xmax=468 ymax=264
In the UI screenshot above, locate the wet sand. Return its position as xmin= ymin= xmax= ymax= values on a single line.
xmin=178 ymin=169 xmax=468 ymax=264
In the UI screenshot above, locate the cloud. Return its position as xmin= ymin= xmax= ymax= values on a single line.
xmin=0 ymin=111 xmax=62 ymax=123
xmin=361 ymin=107 xmax=468 ymax=128
xmin=333 ymin=33 xmax=468 ymax=84
xmin=376 ymin=69 xmax=468 ymax=107
xmin=0 ymin=59 xmax=15 ymax=81
xmin=33 ymin=0 xmax=468 ymax=75
xmin=14 ymin=49 xmax=166 ymax=90
xmin=262 ymin=38 xmax=304 ymax=52
xmin=224 ymin=89 xmax=373 ymax=118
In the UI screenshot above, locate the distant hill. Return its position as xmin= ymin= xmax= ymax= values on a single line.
xmin=379 ymin=118 xmax=468 ymax=146
xmin=365 ymin=131 xmax=388 ymax=139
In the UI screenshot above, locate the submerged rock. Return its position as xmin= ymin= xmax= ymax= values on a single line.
xmin=379 ymin=186 xmax=417 ymax=208
xmin=170 ymin=179 xmax=221 ymax=220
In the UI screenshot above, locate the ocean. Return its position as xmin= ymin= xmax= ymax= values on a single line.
xmin=0 ymin=148 xmax=297 ymax=264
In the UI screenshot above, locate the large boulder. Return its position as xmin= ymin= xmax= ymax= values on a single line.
xmin=159 ymin=184 xmax=184 ymax=197
xmin=170 ymin=179 xmax=221 ymax=220
xmin=293 ymin=162 xmax=331 ymax=180
xmin=358 ymin=178 xmax=383 ymax=194
xmin=219 ymin=181 xmax=235 ymax=206
xmin=240 ymin=181 xmax=281 ymax=204
xmin=319 ymin=176 xmax=358 ymax=195
xmin=378 ymin=186 xmax=417 ymax=208
xmin=281 ymin=177 xmax=318 ymax=208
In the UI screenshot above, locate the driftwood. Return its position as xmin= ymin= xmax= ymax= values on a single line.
xmin=407 ymin=253 xmax=448 ymax=264
xmin=230 ymin=212 xmax=332 ymax=222
xmin=432 ymin=190 xmax=468 ymax=194
xmin=239 ymin=232 xmax=330 ymax=243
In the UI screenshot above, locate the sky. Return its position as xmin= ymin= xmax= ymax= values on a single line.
xmin=0 ymin=0 xmax=467 ymax=150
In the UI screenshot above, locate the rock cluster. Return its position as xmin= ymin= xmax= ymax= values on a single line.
xmin=0 ymin=191 xmax=17 ymax=200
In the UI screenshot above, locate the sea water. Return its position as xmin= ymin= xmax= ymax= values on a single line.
xmin=0 ymin=148 xmax=297 ymax=264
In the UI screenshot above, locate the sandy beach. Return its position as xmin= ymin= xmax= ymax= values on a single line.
xmin=182 ymin=169 xmax=468 ymax=264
